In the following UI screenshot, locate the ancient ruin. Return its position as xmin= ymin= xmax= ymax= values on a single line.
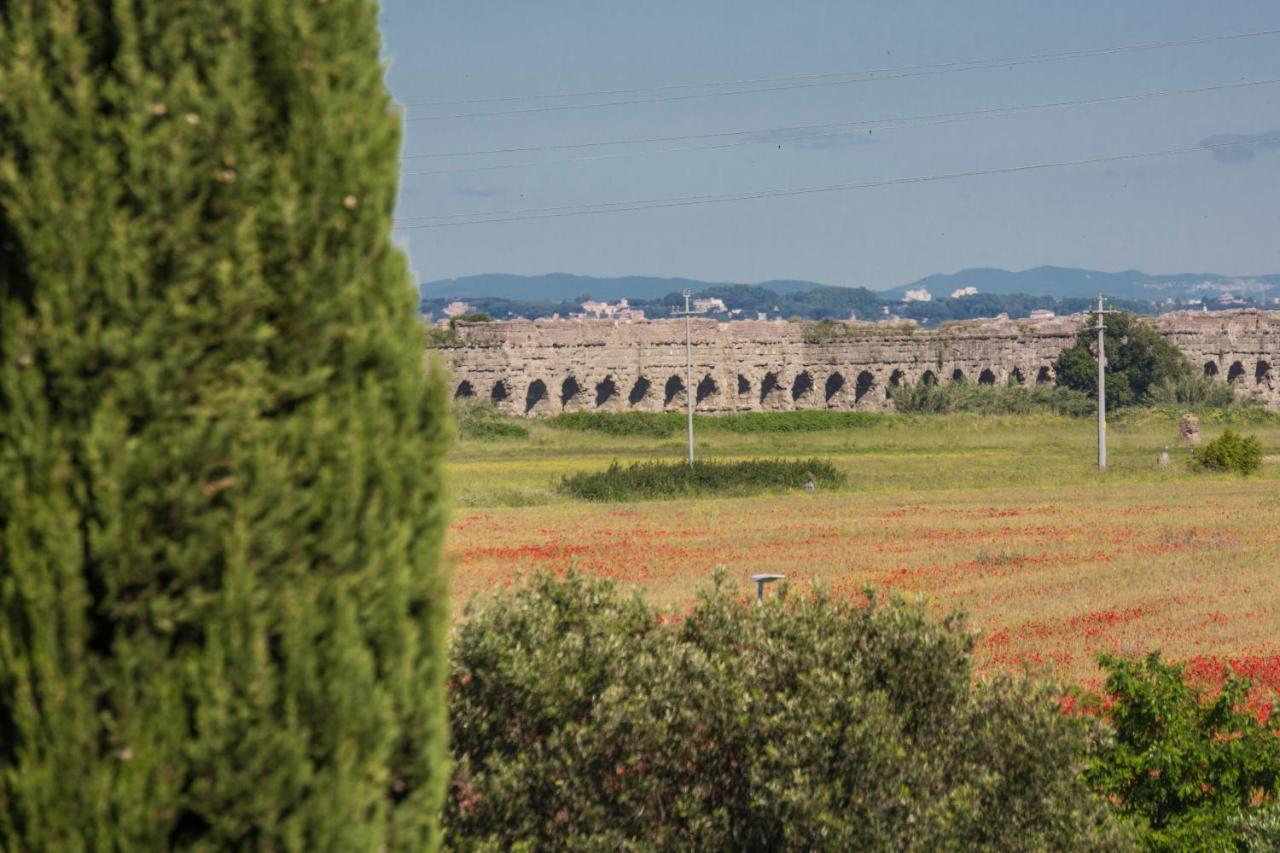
xmin=433 ymin=310 xmax=1280 ymax=415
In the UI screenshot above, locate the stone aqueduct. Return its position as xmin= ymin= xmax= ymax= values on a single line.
xmin=436 ymin=310 xmax=1280 ymax=415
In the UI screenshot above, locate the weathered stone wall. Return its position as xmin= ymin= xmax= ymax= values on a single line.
xmin=434 ymin=310 xmax=1280 ymax=415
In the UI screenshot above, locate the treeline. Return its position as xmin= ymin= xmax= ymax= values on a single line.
xmin=421 ymin=284 xmax=1160 ymax=323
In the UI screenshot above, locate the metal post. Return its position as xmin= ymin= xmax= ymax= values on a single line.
xmin=684 ymin=290 xmax=694 ymax=465
xmin=752 ymin=574 xmax=784 ymax=604
xmin=1096 ymin=294 xmax=1107 ymax=471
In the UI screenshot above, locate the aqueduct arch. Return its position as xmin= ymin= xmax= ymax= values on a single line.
xmin=439 ymin=311 xmax=1280 ymax=415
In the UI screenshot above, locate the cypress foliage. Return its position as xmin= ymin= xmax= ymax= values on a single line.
xmin=0 ymin=2 xmax=450 ymax=849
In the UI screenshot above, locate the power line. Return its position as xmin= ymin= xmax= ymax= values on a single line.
xmin=404 ymin=28 xmax=1280 ymax=120
xmin=399 ymin=77 xmax=1280 ymax=177
xmin=392 ymin=134 xmax=1280 ymax=229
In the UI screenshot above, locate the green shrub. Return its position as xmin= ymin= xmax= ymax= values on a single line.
xmin=0 ymin=4 xmax=449 ymax=849
xmin=446 ymin=572 xmax=1133 ymax=850
xmin=558 ymin=458 xmax=845 ymax=500
xmin=706 ymin=410 xmax=881 ymax=432
xmin=456 ymin=401 xmax=529 ymax=440
xmin=1146 ymin=374 xmax=1241 ymax=408
xmin=1236 ymin=806 xmax=1280 ymax=852
xmin=1086 ymin=654 xmax=1280 ymax=851
xmin=889 ymin=381 xmax=1094 ymax=416
xmin=549 ymin=409 xmax=883 ymax=437
xmin=1191 ymin=429 xmax=1264 ymax=474
xmin=550 ymin=411 xmax=684 ymax=437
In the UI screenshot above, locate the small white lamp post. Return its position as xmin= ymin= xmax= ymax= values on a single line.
xmin=751 ymin=574 xmax=784 ymax=604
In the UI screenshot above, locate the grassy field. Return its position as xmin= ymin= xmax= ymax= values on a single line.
xmin=444 ymin=410 xmax=1280 ymax=691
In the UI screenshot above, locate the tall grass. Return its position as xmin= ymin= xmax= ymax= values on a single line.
xmin=1145 ymin=375 xmax=1246 ymax=408
xmin=558 ymin=458 xmax=845 ymax=501
xmin=455 ymin=400 xmax=530 ymax=439
xmin=549 ymin=410 xmax=883 ymax=437
xmin=888 ymin=382 xmax=1094 ymax=416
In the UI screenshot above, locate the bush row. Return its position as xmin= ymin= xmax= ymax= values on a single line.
xmin=888 ymin=381 xmax=1095 ymax=415
xmin=548 ymin=409 xmax=883 ymax=437
xmin=558 ymin=458 xmax=844 ymax=501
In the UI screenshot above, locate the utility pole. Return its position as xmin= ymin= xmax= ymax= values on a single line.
xmin=671 ymin=290 xmax=706 ymax=465
xmin=1093 ymin=294 xmax=1115 ymax=471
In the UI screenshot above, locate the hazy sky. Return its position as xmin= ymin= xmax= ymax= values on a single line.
xmin=381 ymin=1 xmax=1280 ymax=289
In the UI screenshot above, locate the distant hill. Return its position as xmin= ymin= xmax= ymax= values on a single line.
xmin=423 ymin=267 xmax=1280 ymax=306
xmin=880 ymin=266 xmax=1280 ymax=302
xmin=419 ymin=272 xmax=830 ymax=302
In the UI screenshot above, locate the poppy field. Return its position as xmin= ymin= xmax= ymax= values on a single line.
xmin=444 ymin=411 xmax=1280 ymax=692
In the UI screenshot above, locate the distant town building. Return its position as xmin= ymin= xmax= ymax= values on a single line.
xmin=950 ymin=286 xmax=979 ymax=298
xmin=903 ymin=288 xmax=932 ymax=302
xmin=576 ymin=298 xmax=645 ymax=321
xmin=1028 ymin=309 xmax=1056 ymax=320
xmin=693 ymin=297 xmax=727 ymax=314
xmin=442 ymin=300 xmax=473 ymax=318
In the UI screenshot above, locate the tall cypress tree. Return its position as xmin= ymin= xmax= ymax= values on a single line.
xmin=0 ymin=2 xmax=449 ymax=848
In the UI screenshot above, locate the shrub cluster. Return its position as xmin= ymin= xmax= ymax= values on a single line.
xmin=558 ymin=458 xmax=844 ymax=501
xmin=889 ymin=381 xmax=1094 ymax=416
xmin=549 ymin=410 xmax=883 ymax=437
xmin=446 ymin=572 xmax=1131 ymax=850
xmin=550 ymin=411 xmax=685 ymax=437
xmin=1086 ymin=653 xmax=1280 ymax=851
xmin=447 ymin=574 xmax=1280 ymax=851
xmin=1191 ymin=429 xmax=1264 ymax=474
xmin=455 ymin=401 xmax=529 ymax=440
xmin=1146 ymin=374 xmax=1242 ymax=408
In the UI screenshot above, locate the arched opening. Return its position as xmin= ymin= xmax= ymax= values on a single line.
xmin=595 ymin=376 xmax=617 ymax=407
xmin=561 ymin=376 xmax=582 ymax=406
xmin=920 ymin=370 xmax=937 ymax=386
xmin=1036 ymin=366 xmax=1052 ymax=385
xmin=664 ymin=375 xmax=685 ymax=406
xmin=696 ymin=375 xmax=719 ymax=405
xmin=951 ymin=368 xmax=966 ymax=384
xmin=791 ymin=371 xmax=814 ymax=401
xmin=1204 ymin=360 xmax=1220 ymax=378
xmin=490 ymin=380 xmax=509 ymax=403
xmin=737 ymin=374 xmax=751 ymax=395
xmin=455 ymin=380 xmax=475 ymax=399
xmin=825 ymin=372 xmax=845 ymax=402
xmin=1227 ymin=361 xmax=1246 ymax=384
xmin=1256 ymin=361 xmax=1272 ymax=385
xmin=759 ymin=372 xmax=781 ymax=402
xmin=1010 ymin=367 xmax=1026 ymax=386
xmin=978 ymin=368 xmax=997 ymax=386
xmin=889 ymin=369 xmax=906 ymax=388
xmin=854 ymin=370 xmax=875 ymax=404
xmin=628 ymin=376 xmax=652 ymax=406
xmin=524 ymin=380 xmax=546 ymax=413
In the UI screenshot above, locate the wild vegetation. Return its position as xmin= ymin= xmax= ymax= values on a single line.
xmin=1055 ymin=312 xmax=1194 ymax=406
xmin=549 ymin=409 xmax=882 ymax=436
xmin=559 ymin=458 xmax=844 ymax=501
xmin=0 ymin=3 xmax=450 ymax=849
xmin=888 ymin=381 xmax=1095 ymax=415
xmin=1191 ymin=429 xmax=1264 ymax=475
xmin=447 ymin=572 xmax=1280 ymax=850
xmin=447 ymin=572 xmax=1134 ymax=850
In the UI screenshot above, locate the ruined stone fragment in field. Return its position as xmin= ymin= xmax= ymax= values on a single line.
xmin=1179 ymin=414 xmax=1201 ymax=445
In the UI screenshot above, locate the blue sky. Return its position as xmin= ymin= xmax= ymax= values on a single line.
xmin=381 ymin=1 xmax=1280 ymax=289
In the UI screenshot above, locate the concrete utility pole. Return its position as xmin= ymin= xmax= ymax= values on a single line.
xmin=1093 ymin=294 xmax=1115 ymax=471
xmin=671 ymin=290 xmax=706 ymax=465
